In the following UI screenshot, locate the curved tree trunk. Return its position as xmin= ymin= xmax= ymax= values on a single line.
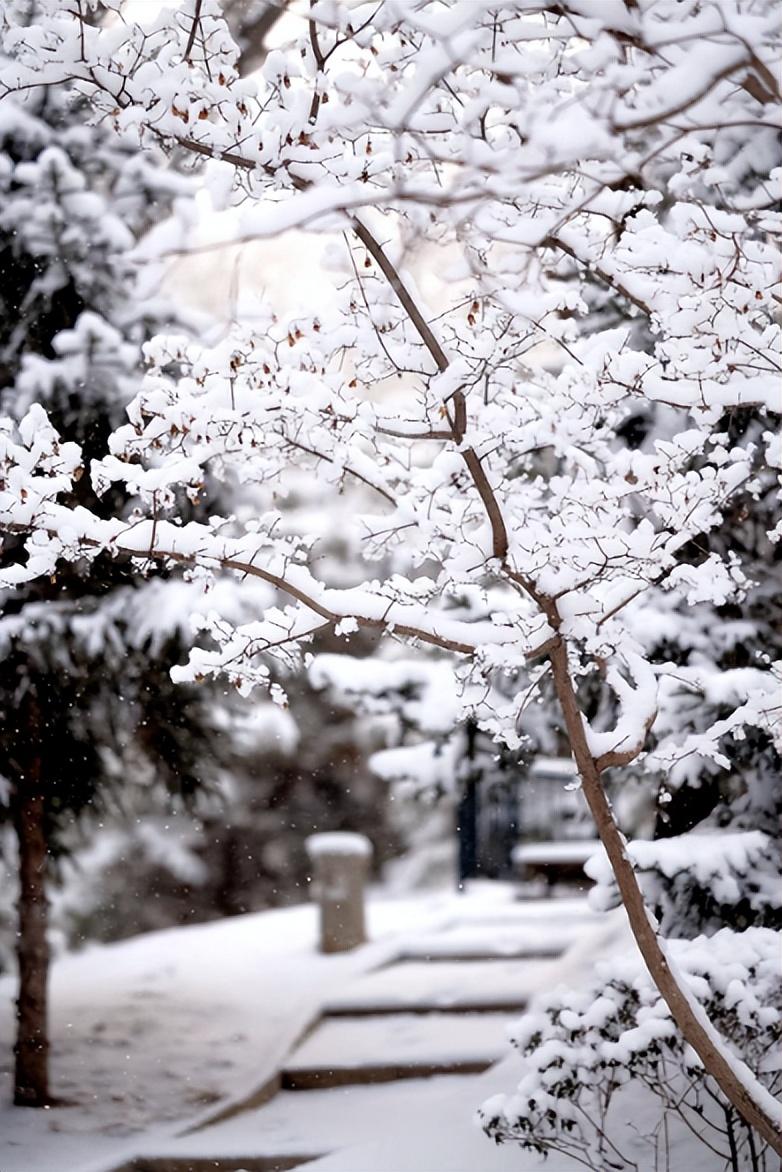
xmin=342 ymin=217 xmax=782 ymax=1154
xmin=549 ymin=638 xmax=782 ymax=1156
xmin=12 ymin=763 xmax=50 ymax=1108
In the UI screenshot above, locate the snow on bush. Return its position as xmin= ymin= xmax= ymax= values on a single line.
xmin=587 ymin=831 xmax=782 ymax=937
xmin=481 ymin=927 xmax=782 ymax=1171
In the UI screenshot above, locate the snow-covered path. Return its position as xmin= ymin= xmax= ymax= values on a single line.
xmin=108 ymin=893 xmax=603 ymax=1172
xmin=0 ymin=887 xmax=604 ymax=1172
xmin=0 ymin=892 xmax=458 ymax=1172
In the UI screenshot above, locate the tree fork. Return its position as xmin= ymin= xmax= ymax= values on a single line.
xmin=548 ymin=636 xmax=782 ymax=1155
xmin=355 ymin=178 xmax=778 ymax=1150
xmin=107 ymin=109 xmax=782 ymax=1152
xmin=12 ymin=744 xmax=50 ymax=1108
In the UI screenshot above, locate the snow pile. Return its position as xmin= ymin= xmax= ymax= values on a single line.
xmin=513 ymin=841 xmax=599 ymax=866
xmin=370 ymin=739 xmax=462 ymax=794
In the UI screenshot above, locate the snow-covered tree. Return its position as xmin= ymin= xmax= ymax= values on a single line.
xmin=221 ymin=0 xmax=287 ymax=73
xmin=0 ymin=0 xmax=779 ymax=1152
xmin=30 ymin=678 xmax=396 ymax=945
xmin=612 ymin=409 xmax=782 ymax=939
xmin=0 ymin=9 xmax=231 ymax=1106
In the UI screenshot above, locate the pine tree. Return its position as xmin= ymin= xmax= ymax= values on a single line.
xmin=0 ymin=49 xmax=217 ymax=1107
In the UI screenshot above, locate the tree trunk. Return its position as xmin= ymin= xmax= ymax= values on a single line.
xmin=12 ymin=773 xmax=50 ymax=1108
xmin=548 ymin=638 xmax=782 ymax=1156
xmin=338 ymin=162 xmax=782 ymax=1155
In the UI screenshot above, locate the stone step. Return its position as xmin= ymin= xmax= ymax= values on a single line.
xmin=393 ymin=940 xmax=563 ymax=964
xmin=322 ymin=957 xmax=556 ymax=1016
xmin=394 ymin=912 xmax=596 ymax=963
xmin=323 ymin=997 xmax=527 ymax=1017
xmin=133 ymin=1074 xmax=500 ymax=1171
xmin=281 ymin=1010 xmax=515 ymax=1090
xmin=393 ymin=950 xmax=557 ymax=963
xmin=454 ymin=896 xmax=596 ymax=923
xmin=282 ymin=1055 xmax=491 ymax=1090
xmin=117 ymin=1156 xmax=319 ymax=1172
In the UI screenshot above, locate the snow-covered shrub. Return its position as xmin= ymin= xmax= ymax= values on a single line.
xmin=482 ymin=928 xmax=782 ymax=1172
xmin=587 ymin=832 xmax=782 ymax=938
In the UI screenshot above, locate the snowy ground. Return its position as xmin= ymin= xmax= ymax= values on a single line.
xmin=0 ymin=885 xmax=719 ymax=1172
xmin=0 ymin=889 xmax=463 ymax=1172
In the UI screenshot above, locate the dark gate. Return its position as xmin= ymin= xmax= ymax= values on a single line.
xmin=456 ymin=722 xmax=520 ymax=884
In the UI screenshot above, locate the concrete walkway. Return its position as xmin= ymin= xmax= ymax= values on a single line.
xmin=118 ymin=895 xmax=601 ymax=1172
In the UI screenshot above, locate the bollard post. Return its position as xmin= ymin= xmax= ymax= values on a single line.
xmin=305 ymin=832 xmax=372 ymax=954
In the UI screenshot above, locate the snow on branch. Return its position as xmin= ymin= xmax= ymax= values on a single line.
xmin=0 ymin=0 xmax=777 ymax=729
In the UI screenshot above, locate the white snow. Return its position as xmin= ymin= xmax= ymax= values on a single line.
xmin=322 ymin=957 xmax=560 ymax=1016
xmin=397 ymin=916 xmax=600 ymax=960
xmin=0 ymin=885 xmax=577 ymax=1169
xmin=306 ymin=832 xmax=373 ymax=859
xmin=287 ymin=1061 xmax=724 ymax=1172
xmin=146 ymin=1063 xmax=572 ymax=1172
xmin=0 ymin=891 xmax=458 ymax=1172
xmin=285 ymin=1012 xmax=511 ymax=1072
xmin=0 ymin=872 xmax=758 ymax=1172
xmin=513 ymin=840 xmax=600 ymax=866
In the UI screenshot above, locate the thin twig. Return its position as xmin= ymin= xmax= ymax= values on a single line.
xmin=183 ymin=0 xmax=203 ymax=64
